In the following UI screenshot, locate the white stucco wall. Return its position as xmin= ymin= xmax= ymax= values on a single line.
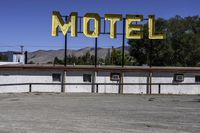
xmin=0 ymin=69 xmax=199 ymax=94
xmin=0 ymin=62 xmax=21 ymax=65
xmin=123 ymin=72 xmax=148 ymax=94
xmin=151 ymin=72 xmax=200 ymax=94
xmin=96 ymin=72 xmax=119 ymax=93
xmin=0 ymin=70 xmax=62 ymax=93
xmin=65 ymin=71 xmax=93 ymax=93
xmin=13 ymin=54 xmax=25 ymax=64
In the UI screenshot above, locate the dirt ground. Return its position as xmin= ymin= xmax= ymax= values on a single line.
xmin=0 ymin=93 xmax=199 ymax=133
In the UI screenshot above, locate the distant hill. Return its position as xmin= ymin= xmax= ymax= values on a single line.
xmin=27 ymin=46 xmax=130 ymax=64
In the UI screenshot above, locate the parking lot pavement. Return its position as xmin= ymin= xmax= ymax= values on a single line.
xmin=0 ymin=93 xmax=199 ymax=133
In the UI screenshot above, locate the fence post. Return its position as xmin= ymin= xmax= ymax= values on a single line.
xmin=158 ymin=84 xmax=161 ymax=94
xmin=119 ymin=72 xmax=124 ymax=94
xmin=92 ymin=71 xmax=97 ymax=93
xmin=61 ymin=71 xmax=66 ymax=93
xmin=29 ymin=84 xmax=32 ymax=93
xmin=96 ymin=84 xmax=99 ymax=93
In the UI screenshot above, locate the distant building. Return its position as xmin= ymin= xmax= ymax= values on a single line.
xmin=0 ymin=51 xmax=27 ymax=65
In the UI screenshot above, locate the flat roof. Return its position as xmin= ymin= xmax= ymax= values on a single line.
xmin=0 ymin=64 xmax=200 ymax=73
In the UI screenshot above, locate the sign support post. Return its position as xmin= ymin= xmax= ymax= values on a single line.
xmin=95 ymin=38 xmax=98 ymax=67
xmin=64 ymin=16 xmax=68 ymax=67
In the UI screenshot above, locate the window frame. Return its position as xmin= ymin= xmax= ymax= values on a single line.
xmin=173 ymin=73 xmax=184 ymax=82
xmin=195 ymin=75 xmax=200 ymax=83
xmin=83 ymin=74 xmax=92 ymax=83
xmin=52 ymin=73 xmax=61 ymax=82
xmin=110 ymin=72 xmax=121 ymax=81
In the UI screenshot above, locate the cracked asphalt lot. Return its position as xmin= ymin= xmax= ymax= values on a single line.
xmin=0 ymin=93 xmax=199 ymax=133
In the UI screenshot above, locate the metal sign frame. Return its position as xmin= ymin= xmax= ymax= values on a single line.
xmin=59 ymin=15 xmax=150 ymax=67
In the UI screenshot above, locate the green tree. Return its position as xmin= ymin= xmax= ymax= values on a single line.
xmin=105 ymin=48 xmax=133 ymax=65
xmin=53 ymin=57 xmax=63 ymax=64
xmin=28 ymin=61 xmax=35 ymax=64
xmin=0 ymin=54 xmax=8 ymax=61
xmin=128 ymin=16 xmax=200 ymax=67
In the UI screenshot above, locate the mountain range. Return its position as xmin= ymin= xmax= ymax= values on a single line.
xmin=28 ymin=46 xmax=130 ymax=64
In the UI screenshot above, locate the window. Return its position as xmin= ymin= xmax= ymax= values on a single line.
xmin=173 ymin=74 xmax=184 ymax=82
xmin=83 ymin=74 xmax=92 ymax=82
xmin=195 ymin=76 xmax=200 ymax=83
xmin=110 ymin=73 xmax=120 ymax=81
xmin=52 ymin=73 xmax=61 ymax=82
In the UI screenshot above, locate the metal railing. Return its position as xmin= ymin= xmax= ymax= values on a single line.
xmin=0 ymin=82 xmax=200 ymax=94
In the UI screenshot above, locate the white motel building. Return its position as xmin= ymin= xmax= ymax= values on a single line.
xmin=0 ymin=64 xmax=200 ymax=94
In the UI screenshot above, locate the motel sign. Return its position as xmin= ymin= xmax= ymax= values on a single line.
xmin=52 ymin=11 xmax=166 ymax=40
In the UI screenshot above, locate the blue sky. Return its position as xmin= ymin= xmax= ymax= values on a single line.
xmin=0 ymin=0 xmax=199 ymax=51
